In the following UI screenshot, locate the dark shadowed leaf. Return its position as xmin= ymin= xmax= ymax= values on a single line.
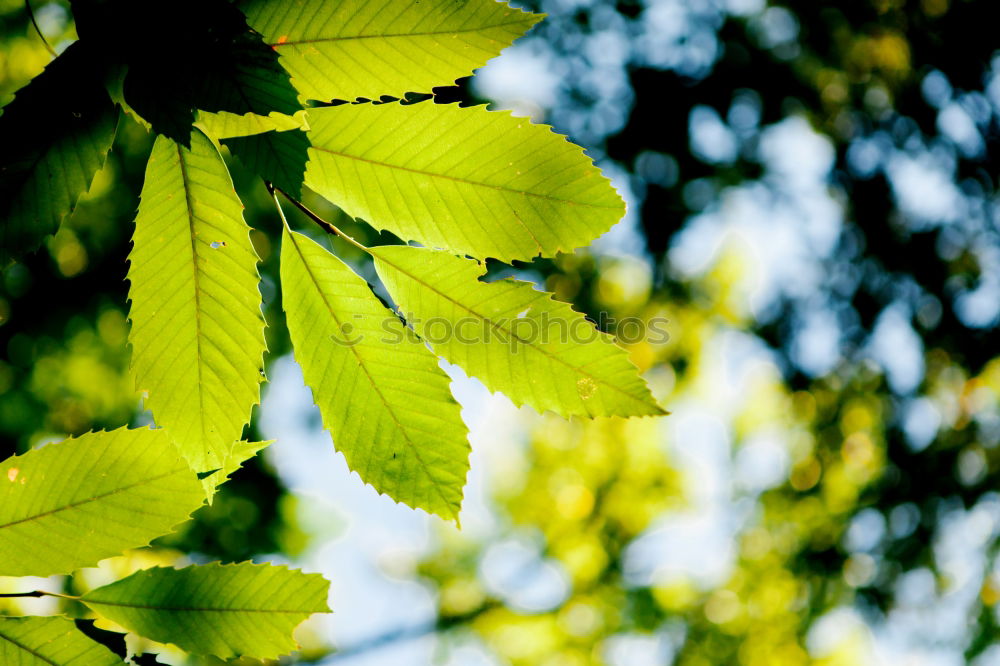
xmin=74 ymin=0 xmax=299 ymax=145
xmin=0 ymin=42 xmax=117 ymax=262
xmin=223 ymin=129 xmax=310 ymax=198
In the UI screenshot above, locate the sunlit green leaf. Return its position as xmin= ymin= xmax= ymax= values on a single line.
xmin=242 ymin=0 xmax=542 ymax=101
xmin=304 ymin=102 xmax=624 ymax=262
xmin=127 ymin=131 xmax=266 ymax=474
xmin=280 ymin=228 xmax=469 ymax=520
xmin=0 ymin=616 xmax=121 ymax=666
xmin=196 ymin=109 xmax=308 ymax=139
xmin=372 ymin=246 xmax=664 ymax=418
xmin=200 ymin=440 xmax=274 ymax=495
xmin=81 ymin=562 xmax=330 ymax=659
xmin=0 ymin=428 xmax=205 ymax=577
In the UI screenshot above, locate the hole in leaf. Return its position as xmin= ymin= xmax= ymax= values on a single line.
xmin=210 ymin=241 xmax=227 ymax=248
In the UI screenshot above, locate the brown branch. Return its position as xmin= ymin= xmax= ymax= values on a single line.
xmin=272 ymin=186 xmax=370 ymax=253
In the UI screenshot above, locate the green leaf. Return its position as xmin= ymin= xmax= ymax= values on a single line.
xmin=80 ymin=562 xmax=330 ymax=660
xmin=0 ymin=428 xmax=206 ymax=577
xmin=76 ymin=0 xmax=303 ymax=146
xmin=196 ymin=109 xmax=308 ymax=139
xmin=200 ymin=440 xmax=274 ymax=495
xmin=372 ymin=246 xmax=664 ymax=418
xmin=242 ymin=0 xmax=542 ymax=102
xmin=0 ymin=616 xmax=121 ymax=666
xmin=127 ymin=130 xmax=266 ymax=475
xmin=122 ymin=73 xmax=197 ymax=148
xmin=223 ymin=129 xmax=311 ymax=198
xmin=303 ymin=102 xmax=624 ymax=262
xmin=190 ymin=16 xmax=302 ymax=117
xmin=0 ymin=42 xmax=118 ymax=262
xmin=280 ymin=228 xmax=469 ymax=520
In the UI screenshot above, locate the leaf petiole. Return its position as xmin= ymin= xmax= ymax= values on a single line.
xmin=271 ymin=185 xmax=371 ymax=254
xmin=0 ymin=590 xmax=78 ymax=600
xmin=24 ymin=0 xmax=56 ymax=57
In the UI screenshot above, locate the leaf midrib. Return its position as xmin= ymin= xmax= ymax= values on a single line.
xmin=309 ymin=145 xmax=622 ymax=209
xmin=270 ymin=18 xmax=537 ymax=47
xmin=83 ymin=597 xmax=316 ymax=614
xmin=177 ymin=144 xmax=214 ymax=463
xmin=0 ymin=467 xmax=187 ymax=530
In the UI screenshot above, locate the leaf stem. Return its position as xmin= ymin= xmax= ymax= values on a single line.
xmin=0 ymin=590 xmax=77 ymax=600
xmin=24 ymin=1 xmax=56 ymax=58
xmin=272 ymin=185 xmax=371 ymax=254
xmin=269 ymin=183 xmax=292 ymax=231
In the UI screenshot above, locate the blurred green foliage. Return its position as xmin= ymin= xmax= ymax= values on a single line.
xmin=413 ymin=0 xmax=1000 ymax=664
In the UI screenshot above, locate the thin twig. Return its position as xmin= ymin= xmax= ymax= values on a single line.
xmin=273 ymin=186 xmax=371 ymax=254
xmin=24 ymin=0 xmax=56 ymax=57
xmin=0 ymin=590 xmax=76 ymax=600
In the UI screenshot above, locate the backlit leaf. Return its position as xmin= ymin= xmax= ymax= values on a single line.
xmin=196 ymin=109 xmax=308 ymax=139
xmin=0 ymin=428 xmax=205 ymax=577
xmin=200 ymin=440 xmax=274 ymax=495
xmin=127 ymin=131 xmax=266 ymax=474
xmin=304 ymin=102 xmax=625 ymax=262
xmin=81 ymin=563 xmax=330 ymax=659
xmin=0 ymin=616 xmax=121 ymax=666
xmin=372 ymin=246 xmax=664 ymax=418
xmin=280 ymin=228 xmax=469 ymax=520
xmin=242 ymin=0 xmax=542 ymax=101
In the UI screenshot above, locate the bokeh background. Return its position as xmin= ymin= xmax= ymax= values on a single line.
xmin=4 ymin=0 xmax=1000 ymax=664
